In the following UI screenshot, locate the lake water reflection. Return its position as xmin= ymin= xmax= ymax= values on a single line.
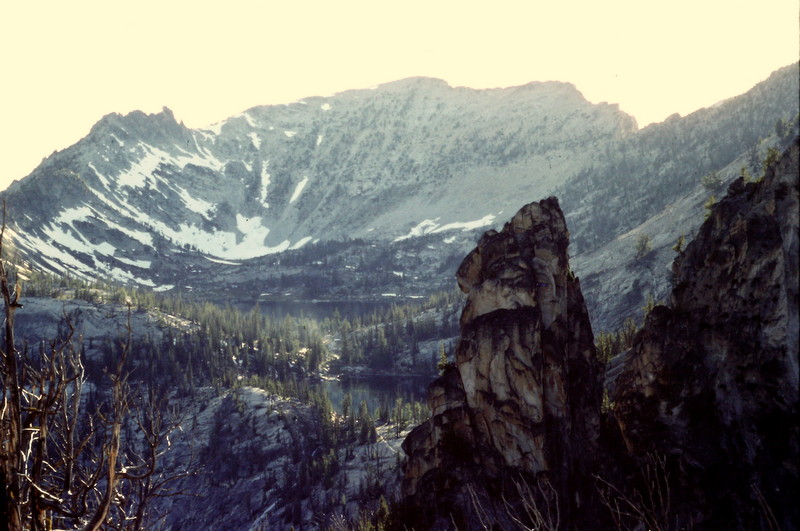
xmin=320 ymin=374 xmax=432 ymax=415
xmin=238 ymin=299 xmax=436 ymax=414
xmin=235 ymin=299 xmax=400 ymax=322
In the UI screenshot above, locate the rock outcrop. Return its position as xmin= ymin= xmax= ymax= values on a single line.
xmin=401 ymin=140 xmax=799 ymax=530
xmin=611 ymin=138 xmax=799 ymax=529
xmin=402 ymin=198 xmax=604 ymax=530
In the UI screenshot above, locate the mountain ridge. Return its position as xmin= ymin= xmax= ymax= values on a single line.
xmin=3 ymin=64 xmax=798 ymax=330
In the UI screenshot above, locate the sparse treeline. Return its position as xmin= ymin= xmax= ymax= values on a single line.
xmin=19 ymin=267 xmax=452 ymax=402
xmin=559 ymin=107 xmax=799 ymax=254
xmin=329 ymin=290 xmax=462 ymax=371
xmin=13 ymin=265 xmax=440 ymax=527
xmin=32 ymin=283 xmax=333 ymax=395
xmin=594 ymin=317 xmax=639 ymax=363
xmin=1 ymin=239 xmax=192 ymax=530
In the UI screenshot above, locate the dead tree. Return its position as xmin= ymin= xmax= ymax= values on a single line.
xmin=0 ymin=205 xmax=188 ymax=530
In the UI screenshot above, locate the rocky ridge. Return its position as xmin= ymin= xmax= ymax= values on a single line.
xmin=609 ymin=137 xmax=799 ymax=529
xmin=2 ymin=65 xmax=798 ymax=332
xmin=3 ymin=78 xmax=632 ymax=278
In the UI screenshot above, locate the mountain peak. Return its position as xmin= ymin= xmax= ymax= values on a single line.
xmin=372 ymin=76 xmax=452 ymax=93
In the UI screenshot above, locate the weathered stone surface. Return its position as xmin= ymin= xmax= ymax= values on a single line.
xmin=611 ymin=138 xmax=799 ymax=529
xmin=401 ymin=140 xmax=799 ymax=530
xmin=402 ymin=197 xmax=604 ymax=530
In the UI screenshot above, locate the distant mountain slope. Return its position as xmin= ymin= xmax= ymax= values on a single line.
xmin=559 ymin=63 xmax=800 ymax=255
xmin=3 ymin=78 xmax=632 ymax=278
xmin=567 ymin=63 xmax=799 ymax=329
xmin=3 ymin=64 xmax=798 ymax=330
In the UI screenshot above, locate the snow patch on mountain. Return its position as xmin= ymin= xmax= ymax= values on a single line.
xmin=118 ymin=145 xmax=226 ymax=191
xmin=119 ymin=148 xmax=163 ymax=188
xmin=87 ymin=162 xmax=111 ymax=189
xmin=114 ymin=256 xmax=152 ymax=269
xmin=432 ymin=214 xmax=496 ymax=233
xmin=162 ymin=215 xmax=278 ymax=260
xmin=106 ymin=267 xmax=156 ymax=287
xmin=289 ymin=176 xmax=309 ymax=204
xmin=260 ymin=161 xmax=271 ymax=206
xmin=173 ymin=147 xmax=226 ymax=172
xmin=290 ymin=236 xmax=313 ymax=250
xmin=11 ymin=215 xmax=159 ymax=287
xmin=204 ymin=256 xmax=242 ymax=266
xmin=45 ymin=207 xmax=116 ymax=257
xmin=194 ymin=130 xmax=216 ymax=142
xmin=236 ymin=215 xmax=267 ymax=237
xmin=394 ymin=214 xmax=496 ymax=242
xmin=240 ymin=112 xmax=258 ymax=129
xmin=98 ymin=217 xmax=154 ymax=247
xmin=13 ymin=231 xmax=84 ymax=275
xmin=153 ymin=285 xmax=175 ymax=292
xmin=203 ymin=121 xmax=227 ymax=135
xmin=321 ymin=103 xmax=332 ymax=111
xmin=249 ymin=132 xmax=261 ymax=149
xmin=44 ymin=185 xmax=285 ymax=262
xmin=176 ymin=187 xmax=215 ymax=217
xmin=56 ymin=206 xmax=93 ymax=225
xmin=394 ymin=219 xmax=441 ymax=241
xmin=284 ymin=131 xmax=297 ymax=138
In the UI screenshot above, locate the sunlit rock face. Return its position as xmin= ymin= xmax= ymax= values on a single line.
xmin=611 ymin=138 xmax=799 ymax=529
xmin=402 ymin=197 xmax=603 ymax=530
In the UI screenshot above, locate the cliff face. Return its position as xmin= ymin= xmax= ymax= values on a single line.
xmin=401 ymin=140 xmax=799 ymax=530
xmin=402 ymin=198 xmax=604 ymax=529
xmin=611 ymin=138 xmax=799 ymax=529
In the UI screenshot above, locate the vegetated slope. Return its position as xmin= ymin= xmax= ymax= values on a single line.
xmin=11 ymin=277 xmax=430 ymax=529
xmin=560 ymin=63 xmax=799 ymax=255
xmin=567 ymin=63 xmax=799 ymax=330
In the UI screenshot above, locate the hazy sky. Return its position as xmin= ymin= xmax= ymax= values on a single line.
xmin=2 ymin=0 xmax=798 ymax=191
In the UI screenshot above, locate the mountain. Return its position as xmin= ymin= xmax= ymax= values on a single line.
xmin=9 ymin=288 xmax=415 ymax=530
xmin=3 ymin=78 xmax=631 ymax=274
xmin=3 ymin=64 xmax=798 ymax=330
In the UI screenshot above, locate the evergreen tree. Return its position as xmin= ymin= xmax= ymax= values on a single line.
xmin=700 ymin=170 xmax=723 ymax=190
xmin=437 ymin=342 xmax=453 ymax=374
xmin=634 ymin=233 xmax=653 ymax=261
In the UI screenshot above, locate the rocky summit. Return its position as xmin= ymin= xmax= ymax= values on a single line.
xmin=401 ymin=198 xmax=603 ymax=530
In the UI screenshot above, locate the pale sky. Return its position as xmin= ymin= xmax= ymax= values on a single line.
xmin=2 ymin=0 xmax=798 ymax=191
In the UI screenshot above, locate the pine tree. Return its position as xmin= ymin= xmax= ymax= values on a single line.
xmin=700 ymin=170 xmax=723 ymax=190
xmin=437 ymin=342 xmax=452 ymax=374
xmin=634 ymin=233 xmax=653 ymax=261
